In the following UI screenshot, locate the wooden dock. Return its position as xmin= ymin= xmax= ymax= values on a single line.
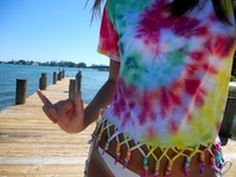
xmin=0 ymin=77 xmax=95 ymax=177
xmin=0 ymin=77 xmax=236 ymax=177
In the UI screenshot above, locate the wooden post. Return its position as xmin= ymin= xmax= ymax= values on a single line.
xmin=15 ymin=79 xmax=27 ymax=105
xmin=57 ymin=71 xmax=62 ymax=81
xmin=75 ymin=70 xmax=82 ymax=93
xmin=219 ymin=98 xmax=235 ymax=145
xmin=53 ymin=72 xmax=57 ymax=84
xmin=69 ymin=79 xmax=77 ymax=100
xmin=62 ymin=69 xmax=65 ymax=79
xmin=219 ymin=86 xmax=236 ymax=145
xmin=39 ymin=73 xmax=47 ymax=90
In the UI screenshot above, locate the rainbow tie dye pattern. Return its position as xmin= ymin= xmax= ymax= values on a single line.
xmin=98 ymin=0 xmax=236 ymax=148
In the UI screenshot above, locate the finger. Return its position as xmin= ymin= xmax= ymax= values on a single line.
xmin=74 ymin=92 xmax=82 ymax=106
xmin=37 ymin=89 xmax=52 ymax=105
xmin=73 ymin=93 xmax=84 ymax=116
xmin=37 ymin=90 xmax=57 ymax=123
xmin=42 ymin=105 xmax=58 ymax=123
xmin=53 ymin=100 xmax=72 ymax=116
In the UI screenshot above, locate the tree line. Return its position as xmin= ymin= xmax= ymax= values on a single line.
xmin=0 ymin=59 xmax=108 ymax=69
xmin=0 ymin=54 xmax=236 ymax=76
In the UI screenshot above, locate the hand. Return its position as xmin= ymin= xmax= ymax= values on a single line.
xmin=37 ymin=89 xmax=85 ymax=133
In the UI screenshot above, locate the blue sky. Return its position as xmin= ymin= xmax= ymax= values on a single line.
xmin=0 ymin=0 xmax=109 ymax=66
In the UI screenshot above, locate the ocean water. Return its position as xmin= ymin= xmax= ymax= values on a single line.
xmin=0 ymin=64 xmax=108 ymax=111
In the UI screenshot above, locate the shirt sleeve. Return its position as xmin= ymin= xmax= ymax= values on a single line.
xmin=97 ymin=6 xmax=120 ymax=62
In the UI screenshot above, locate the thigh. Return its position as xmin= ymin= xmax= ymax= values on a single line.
xmin=86 ymin=144 xmax=115 ymax=177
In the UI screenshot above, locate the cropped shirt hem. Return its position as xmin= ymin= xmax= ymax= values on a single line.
xmin=90 ymin=117 xmax=225 ymax=177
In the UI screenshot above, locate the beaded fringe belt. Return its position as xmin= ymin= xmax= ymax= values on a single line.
xmin=89 ymin=118 xmax=224 ymax=177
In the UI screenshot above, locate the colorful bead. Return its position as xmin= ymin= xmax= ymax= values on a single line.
xmin=114 ymin=144 xmax=122 ymax=165
xmin=167 ymin=161 xmax=173 ymax=171
xmin=124 ymin=150 xmax=132 ymax=166
xmin=184 ymin=158 xmax=191 ymax=176
xmin=140 ymin=156 xmax=149 ymax=177
xmin=198 ymin=151 xmax=206 ymax=174
xmin=153 ymin=161 xmax=160 ymax=177
xmin=143 ymin=156 xmax=148 ymax=169
xmin=214 ymin=143 xmax=221 ymax=151
xmin=199 ymin=152 xmax=205 ymax=162
xmin=215 ymin=154 xmax=221 ymax=163
xmin=210 ymin=156 xmax=216 ymax=167
xmin=211 ymin=163 xmax=222 ymax=176
xmin=184 ymin=158 xmax=191 ymax=167
xmin=199 ymin=162 xmax=206 ymax=174
xmin=116 ymin=144 xmax=121 ymax=156
xmin=165 ymin=171 xmax=171 ymax=177
xmin=114 ymin=155 xmax=121 ymax=165
xmin=152 ymin=171 xmax=159 ymax=177
xmin=165 ymin=161 xmax=173 ymax=177
xmin=140 ymin=169 xmax=148 ymax=177
xmin=105 ymin=141 xmax=109 ymax=151
xmin=97 ymin=130 xmax=104 ymax=141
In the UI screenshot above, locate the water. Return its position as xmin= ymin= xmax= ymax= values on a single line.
xmin=0 ymin=64 xmax=108 ymax=111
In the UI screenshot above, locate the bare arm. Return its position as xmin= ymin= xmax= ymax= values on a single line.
xmin=84 ymin=59 xmax=120 ymax=128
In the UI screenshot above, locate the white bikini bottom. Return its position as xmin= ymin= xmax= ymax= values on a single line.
xmin=84 ymin=141 xmax=230 ymax=177
xmin=96 ymin=145 xmax=227 ymax=177
xmin=96 ymin=145 xmax=139 ymax=177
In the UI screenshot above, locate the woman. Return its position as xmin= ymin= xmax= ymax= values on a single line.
xmin=38 ymin=0 xmax=236 ymax=176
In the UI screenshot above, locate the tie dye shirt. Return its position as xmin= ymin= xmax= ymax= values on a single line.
xmin=98 ymin=0 xmax=236 ymax=148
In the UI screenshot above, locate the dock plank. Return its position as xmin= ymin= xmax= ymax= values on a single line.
xmin=0 ymin=164 xmax=83 ymax=174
